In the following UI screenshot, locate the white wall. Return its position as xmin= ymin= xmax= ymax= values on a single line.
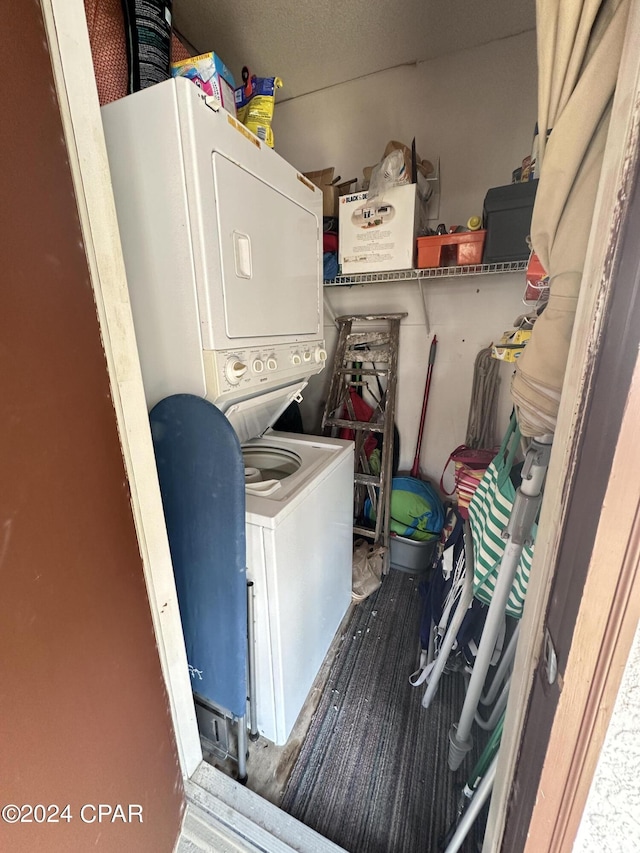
xmin=274 ymin=31 xmax=538 ymax=486
xmin=274 ymin=30 xmax=537 ymax=225
xmin=318 ymin=279 xmax=524 ymax=486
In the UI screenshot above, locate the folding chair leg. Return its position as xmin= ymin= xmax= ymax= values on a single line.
xmin=422 ymin=520 xmax=475 ymax=710
xmin=422 ymin=575 xmax=473 ymax=709
xmin=480 ymin=621 xmax=520 ymax=707
xmin=448 ymin=538 xmax=522 ymax=768
xmin=475 ymin=676 xmax=511 ymax=731
xmin=444 ymin=753 xmax=498 ymax=853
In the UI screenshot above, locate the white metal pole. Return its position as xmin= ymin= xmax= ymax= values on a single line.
xmin=449 ymin=539 xmax=523 ymax=768
xmin=475 ymin=676 xmax=511 ymax=731
xmin=422 ymin=573 xmax=474 ymax=709
xmin=480 ymin=621 xmax=520 ymax=706
xmin=236 ymin=716 xmax=248 ymax=783
xmin=247 ymin=581 xmax=259 ymax=742
xmin=422 ymin=520 xmax=475 ymax=709
xmin=444 ymin=753 xmax=498 ymax=853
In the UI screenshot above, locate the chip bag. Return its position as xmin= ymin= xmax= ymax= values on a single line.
xmin=235 ymin=68 xmax=283 ymax=148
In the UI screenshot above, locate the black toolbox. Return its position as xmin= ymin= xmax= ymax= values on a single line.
xmin=482 ymin=180 xmax=538 ymax=263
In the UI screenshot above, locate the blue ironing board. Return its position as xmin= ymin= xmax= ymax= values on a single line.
xmin=150 ymin=394 xmax=247 ymax=719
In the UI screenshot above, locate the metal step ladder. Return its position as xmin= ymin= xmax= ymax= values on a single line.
xmin=322 ymin=313 xmax=406 ymax=570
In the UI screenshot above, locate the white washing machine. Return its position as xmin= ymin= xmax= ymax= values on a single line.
xmin=243 ymin=431 xmax=353 ymax=745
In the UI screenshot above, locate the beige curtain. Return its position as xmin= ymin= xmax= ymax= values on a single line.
xmin=511 ymin=0 xmax=630 ymax=436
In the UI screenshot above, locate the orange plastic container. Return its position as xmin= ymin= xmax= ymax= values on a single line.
xmin=417 ymin=230 xmax=487 ymax=268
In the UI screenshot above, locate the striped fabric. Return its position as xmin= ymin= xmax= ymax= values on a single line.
xmin=468 ymin=421 xmax=535 ymax=620
xmin=454 ymin=463 xmax=485 ymax=517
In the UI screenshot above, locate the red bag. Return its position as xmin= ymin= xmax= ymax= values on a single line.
xmin=339 ymin=388 xmax=378 ymax=458
xmin=440 ymin=446 xmax=496 ymax=519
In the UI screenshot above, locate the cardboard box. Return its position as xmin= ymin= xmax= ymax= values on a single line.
xmin=171 ymin=52 xmax=236 ymax=115
xmin=304 ymin=168 xmax=338 ymax=217
xmin=339 ymin=184 xmax=419 ymax=274
xmin=304 ymin=168 xmax=357 ymax=218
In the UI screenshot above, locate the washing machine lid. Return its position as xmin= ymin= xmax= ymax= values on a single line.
xmin=223 ymin=380 xmax=307 ymax=444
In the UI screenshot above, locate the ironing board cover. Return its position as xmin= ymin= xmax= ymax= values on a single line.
xmin=150 ymin=394 xmax=247 ymax=718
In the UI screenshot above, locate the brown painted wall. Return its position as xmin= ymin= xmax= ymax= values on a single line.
xmin=0 ymin=4 xmax=185 ymax=851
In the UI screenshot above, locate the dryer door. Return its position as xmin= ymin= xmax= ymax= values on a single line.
xmin=210 ymin=153 xmax=320 ymax=340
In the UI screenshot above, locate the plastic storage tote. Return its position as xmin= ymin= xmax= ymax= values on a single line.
xmin=482 ymin=180 xmax=538 ymax=263
xmin=417 ymin=230 xmax=487 ymax=268
xmin=389 ymin=533 xmax=438 ymax=575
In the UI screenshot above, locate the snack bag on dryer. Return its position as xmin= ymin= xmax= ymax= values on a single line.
xmin=235 ymin=70 xmax=283 ymax=148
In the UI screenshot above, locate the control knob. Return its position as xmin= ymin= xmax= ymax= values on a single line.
xmin=225 ymin=358 xmax=248 ymax=385
xmin=252 ymin=359 xmax=264 ymax=374
xmin=266 ymin=356 xmax=278 ymax=371
xmin=314 ymin=347 xmax=328 ymax=364
xmin=303 ymin=351 xmax=312 ymax=363
xmin=291 ymin=352 xmax=302 ymax=366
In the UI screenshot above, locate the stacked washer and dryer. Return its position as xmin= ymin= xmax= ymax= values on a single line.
xmin=102 ymin=77 xmax=353 ymax=746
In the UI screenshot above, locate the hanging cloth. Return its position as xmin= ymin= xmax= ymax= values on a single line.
xmin=465 ymin=345 xmax=499 ymax=450
xmin=511 ymin=0 xmax=630 ymax=436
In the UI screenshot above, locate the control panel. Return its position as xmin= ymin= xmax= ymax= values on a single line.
xmin=203 ymin=340 xmax=327 ymax=407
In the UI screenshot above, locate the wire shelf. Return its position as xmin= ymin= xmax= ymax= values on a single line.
xmin=323 ymin=260 xmax=528 ymax=287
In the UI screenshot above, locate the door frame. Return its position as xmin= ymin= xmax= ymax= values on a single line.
xmin=42 ymin=0 xmax=202 ymax=778
xmin=44 ymin=0 xmax=640 ymax=847
xmin=525 ymin=357 xmax=640 ymax=850
xmin=485 ymin=3 xmax=640 ymax=849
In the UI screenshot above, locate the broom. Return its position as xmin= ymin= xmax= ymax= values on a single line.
xmin=410 ymin=335 xmax=438 ymax=479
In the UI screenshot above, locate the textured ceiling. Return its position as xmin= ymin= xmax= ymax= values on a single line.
xmin=173 ymin=0 xmax=536 ymax=101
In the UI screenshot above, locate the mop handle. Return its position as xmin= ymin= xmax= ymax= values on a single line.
xmin=410 ymin=335 xmax=437 ymax=479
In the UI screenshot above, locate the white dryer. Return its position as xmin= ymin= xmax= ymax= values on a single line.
xmin=102 ymin=76 xmax=328 ymax=442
